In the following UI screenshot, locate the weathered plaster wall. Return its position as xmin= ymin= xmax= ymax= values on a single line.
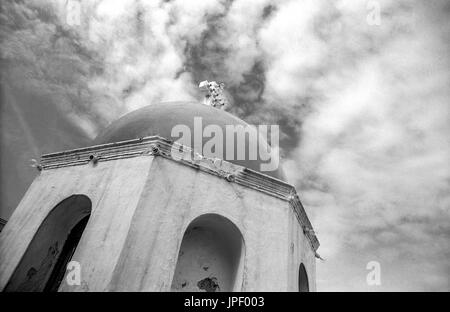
xmin=0 ymin=155 xmax=316 ymax=292
xmin=0 ymin=156 xmax=154 ymax=291
xmin=287 ymin=205 xmax=317 ymax=292
xmin=4 ymin=195 xmax=91 ymax=291
xmin=106 ymin=157 xmax=295 ymax=291
xmin=170 ymin=214 xmax=244 ymax=292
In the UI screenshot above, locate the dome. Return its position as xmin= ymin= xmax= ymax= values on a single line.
xmin=94 ymin=101 xmax=285 ymax=180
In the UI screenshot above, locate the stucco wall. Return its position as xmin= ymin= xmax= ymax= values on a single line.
xmin=0 ymin=155 xmax=316 ymax=292
xmin=4 ymin=195 xmax=91 ymax=291
xmin=287 ymin=206 xmax=317 ymax=292
xmin=170 ymin=214 xmax=244 ymax=292
xmin=0 ymin=156 xmax=153 ymax=291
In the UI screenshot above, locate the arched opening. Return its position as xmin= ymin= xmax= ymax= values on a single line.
xmin=4 ymin=195 xmax=91 ymax=292
xmin=171 ymin=214 xmax=244 ymax=292
xmin=298 ymin=263 xmax=309 ymax=292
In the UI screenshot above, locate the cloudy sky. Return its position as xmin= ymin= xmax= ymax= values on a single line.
xmin=1 ymin=0 xmax=449 ymax=291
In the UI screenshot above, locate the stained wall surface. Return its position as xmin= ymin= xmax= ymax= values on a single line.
xmin=0 ymin=155 xmax=316 ymax=291
xmin=170 ymin=214 xmax=244 ymax=292
xmin=4 ymin=195 xmax=91 ymax=291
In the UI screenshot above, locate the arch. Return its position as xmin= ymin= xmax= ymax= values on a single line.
xmin=298 ymin=263 xmax=309 ymax=292
xmin=5 ymin=195 xmax=91 ymax=292
xmin=171 ymin=213 xmax=245 ymax=292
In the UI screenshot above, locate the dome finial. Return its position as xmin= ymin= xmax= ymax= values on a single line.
xmin=199 ymin=80 xmax=229 ymax=109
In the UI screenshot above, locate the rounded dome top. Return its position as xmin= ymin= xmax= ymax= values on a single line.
xmin=94 ymin=101 xmax=284 ymax=180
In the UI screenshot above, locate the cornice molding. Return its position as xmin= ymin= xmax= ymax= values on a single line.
xmin=40 ymin=136 xmax=319 ymax=251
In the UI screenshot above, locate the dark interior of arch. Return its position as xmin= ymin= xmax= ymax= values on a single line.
xmin=298 ymin=263 xmax=309 ymax=292
xmin=4 ymin=195 xmax=91 ymax=292
xmin=170 ymin=214 xmax=244 ymax=292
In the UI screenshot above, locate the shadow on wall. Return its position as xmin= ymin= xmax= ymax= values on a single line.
xmin=4 ymin=195 xmax=91 ymax=292
xmin=171 ymin=213 xmax=245 ymax=292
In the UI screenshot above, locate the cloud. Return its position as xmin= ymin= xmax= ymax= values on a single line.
xmin=1 ymin=0 xmax=449 ymax=291
xmin=288 ymin=0 xmax=450 ymax=291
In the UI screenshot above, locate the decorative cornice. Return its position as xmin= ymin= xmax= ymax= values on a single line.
xmin=40 ymin=136 xmax=319 ymax=251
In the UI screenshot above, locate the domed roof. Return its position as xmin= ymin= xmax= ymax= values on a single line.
xmin=94 ymin=101 xmax=285 ymax=180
